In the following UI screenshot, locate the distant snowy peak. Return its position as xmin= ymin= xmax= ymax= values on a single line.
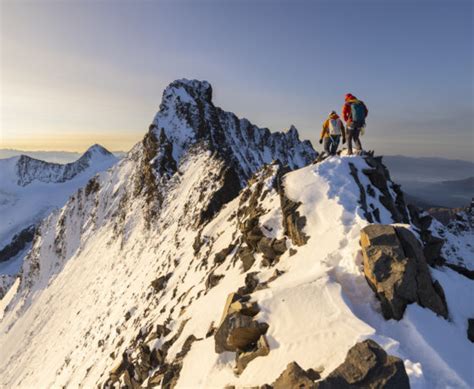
xmin=151 ymin=79 xmax=316 ymax=183
xmin=14 ymin=144 xmax=117 ymax=186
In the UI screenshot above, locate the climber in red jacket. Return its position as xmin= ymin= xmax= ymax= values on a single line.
xmin=342 ymin=94 xmax=368 ymax=155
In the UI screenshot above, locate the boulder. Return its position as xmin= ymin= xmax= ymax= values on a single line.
xmin=241 ymin=218 xmax=264 ymax=250
xmin=215 ymin=311 xmax=268 ymax=353
xmin=257 ymin=237 xmax=279 ymax=261
xmin=360 ymin=224 xmax=448 ymax=320
xmin=156 ymin=323 xmax=171 ymax=338
xmin=235 ymin=335 xmax=270 ymax=374
xmin=205 ymin=271 xmax=224 ymax=290
xmin=315 ymin=339 xmax=410 ymax=389
xmin=237 ymin=272 xmax=260 ymax=295
xmin=272 ymin=361 xmax=315 ymax=389
xmin=237 ymin=245 xmax=256 ymax=272
xmin=214 ymin=243 xmax=236 ymax=264
xmin=151 ymin=273 xmax=172 ymax=292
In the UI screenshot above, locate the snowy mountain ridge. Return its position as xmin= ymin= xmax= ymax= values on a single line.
xmin=12 ymin=144 xmax=114 ymax=186
xmin=0 ymin=80 xmax=472 ymax=389
xmin=0 ymin=145 xmax=118 ymax=298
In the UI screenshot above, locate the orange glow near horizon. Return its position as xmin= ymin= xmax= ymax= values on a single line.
xmin=0 ymin=131 xmax=142 ymax=152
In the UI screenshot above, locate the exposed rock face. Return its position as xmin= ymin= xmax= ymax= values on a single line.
xmin=315 ymin=339 xmax=410 ymax=389
xmin=276 ymin=167 xmax=309 ymax=246
xmin=349 ymin=162 xmax=375 ymax=223
xmin=151 ymin=273 xmax=172 ymax=292
xmin=214 ymin=292 xmax=270 ymax=374
xmin=235 ymin=335 xmax=270 ymax=375
xmin=236 ymin=246 xmax=255 ymax=272
xmin=360 ymin=224 xmax=448 ymax=320
xmin=105 ymin=320 xmax=195 ymax=389
xmin=236 ymin=163 xmax=290 ymax=268
xmin=198 ymin=164 xmax=241 ymax=225
xmin=205 ymin=271 xmax=224 ymax=290
xmin=215 ymin=309 xmax=268 ymax=353
xmin=0 ymin=224 xmax=36 ymax=263
xmin=362 ymin=155 xmax=410 ymax=224
xmin=407 ymin=205 xmax=447 ymax=267
xmin=272 ymin=361 xmax=316 ymax=389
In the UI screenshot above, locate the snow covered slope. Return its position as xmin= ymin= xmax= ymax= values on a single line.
xmin=0 ymin=145 xmax=118 ymax=282
xmin=0 ymin=80 xmax=472 ymax=389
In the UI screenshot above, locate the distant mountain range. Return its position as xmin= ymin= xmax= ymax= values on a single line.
xmin=2 ymin=151 xmax=471 ymax=209
xmin=0 ymin=148 xmax=126 ymax=163
xmin=0 ymin=144 xmax=118 ymax=277
xmin=383 ymin=155 xmax=473 ymax=208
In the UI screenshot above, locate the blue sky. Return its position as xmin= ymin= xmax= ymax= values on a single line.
xmin=1 ymin=0 xmax=473 ymax=160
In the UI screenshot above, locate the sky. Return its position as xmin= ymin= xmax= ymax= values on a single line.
xmin=0 ymin=0 xmax=473 ymax=160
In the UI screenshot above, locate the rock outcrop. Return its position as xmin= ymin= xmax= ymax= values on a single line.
xmin=270 ymin=362 xmax=315 ymax=389
xmin=214 ymin=293 xmax=268 ymax=353
xmin=362 ymin=155 xmax=410 ymax=224
xmin=235 ymin=334 xmax=270 ymax=375
xmin=314 ymin=339 xmax=410 ymax=389
xmin=0 ymin=225 xmax=36 ymax=263
xmin=272 ymin=361 xmax=316 ymax=389
xmin=276 ymin=167 xmax=309 ymax=246
xmin=360 ymin=224 xmax=448 ymax=320
xmin=214 ymin=292 xmax=270 ymax=374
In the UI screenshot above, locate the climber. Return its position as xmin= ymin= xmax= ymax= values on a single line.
xmin=319 ymin=111 xmax=346 ymax=156
xmin=342 ymin=93 xmax=368 ymax=155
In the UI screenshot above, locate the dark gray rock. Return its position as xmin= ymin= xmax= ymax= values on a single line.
xmin=0 ymin=224 xmax=36 ymax=263
xmin=272 ymin=361 xmax=315 ymax=389
xmin=315 ymin=339 xmax=410 ymax=389
xmin=215 ymin=311 xmax=268 ymax=353
xmin=237 ymin=272 xmax=260 ymax=295
xmin=237 ymin=245 xmax=256 ymax=272
xmin=151 ymin=273 xmax=172 ymax=292
xmin=235 ymin=335 xmax=270 ymax=375
xmin=205 ymin=271 xmax=224 ymax=290
xmin=360 ymin=224 xmax=448 ymax=320
xmin=214 ymin=243 xmax=236 ymax=264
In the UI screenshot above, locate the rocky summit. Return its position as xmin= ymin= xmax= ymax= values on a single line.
xmin=0 ymin=80 xmax=472 ymax=389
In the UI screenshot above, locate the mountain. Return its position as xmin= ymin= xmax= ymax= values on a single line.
xmin=0 ymin=80 xmax=472 ymax=389
xmin=383 ymin=156 xmax=474 ymax=208
xmin=401 ymin=177 xmax=473 ymax=208
xmin=0 ymin=144 xmax=118 ymax=292
xmin=0 ymin=149 xmax=127 ymax=163
xmin=383 ymin=155 xmax=474 ymax=183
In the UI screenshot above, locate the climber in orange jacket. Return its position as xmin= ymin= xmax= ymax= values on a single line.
xmin=342 ymin=94 xmax=368 ymax=155
xmin=319 ymin=111 xmax=346 ymax=156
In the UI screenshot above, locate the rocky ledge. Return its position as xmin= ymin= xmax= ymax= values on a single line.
xmin=360 ymin=224 xmax=448 ymax=321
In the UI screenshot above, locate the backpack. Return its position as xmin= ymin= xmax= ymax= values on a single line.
xmin=350 ymin=101 xmax=366 ymax=125
xmin=328 ymin=119 xmax=342 ymax=136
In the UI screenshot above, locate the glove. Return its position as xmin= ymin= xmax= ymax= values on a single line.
xmin=319 ymin=139 xmax=323 ymax=144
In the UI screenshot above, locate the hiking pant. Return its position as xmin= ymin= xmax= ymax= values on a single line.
xmin=323 ymin=135 xmax=340 ymax=155
xmin=346 ymin=126 xmax=362 ymax=154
